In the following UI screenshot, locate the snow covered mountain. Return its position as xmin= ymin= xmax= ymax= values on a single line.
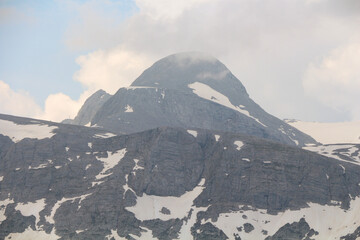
xmin=1 ymin=113 xmax=360 ymax=240
xmin=69 ymin=52 xmax=316 ymax=147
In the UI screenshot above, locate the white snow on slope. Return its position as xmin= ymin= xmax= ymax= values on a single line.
xmin=234 ymin=140 xmax=244 ymax=150
xmin=215 ymin=134 xmax=220 ymax=141
xmin=105 ymin=229 xmax=127 ymax=240
xmin=95 ymin=149 xmax=127 ymax=180
xmin=303 ymin=144 xmax=360 ymax=165
xmin=93 ymin=132 xmax=117 ymax=138
xmin=178 ymin=206 xmax=209 ymax=239
xmin=46 ymin=193 xmax=92 ymax=225
xmin=15 ymin=198 xmax=46 ymax=228
xmin=5 ymin=227 xmax=60 ymax=240
xmin=0 ymin=198 xmax=14 ymax=224
xmin=0 ymin=176 xmax=3 ymax=181
xmin=124 ymin=105 xmax=134 ymax=112
xmin=132 ymin=159 xmax=144 ymax=176
xmin=286 ymin=120 xmax=360 ymax=144
xmin=128 ymin=227 xmax=157 ymax=240
xmin=126 ymin=178 xmax=206 ymax=221
xmin=187 ymin=130 xmax=198 ymax=138
xmin=204 ymin=197 xmax=360 ymax=240
xmin=0 ymin=119 xmax=57 ymax=142
xmin=188 ymin=82 xmax=267 ymax=127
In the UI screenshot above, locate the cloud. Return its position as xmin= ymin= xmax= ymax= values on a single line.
xmin=73 ymin=47 xmax=153 ymax=94
xmin=0 ymin=80 xmax=91 ymax=123
xmin=134 ymin=0 xmax=213 ymax=20
xmin=0 ymin=80 xmax=43 ymax=118
xmin=303 ymin=41 xmax=360 ymax=120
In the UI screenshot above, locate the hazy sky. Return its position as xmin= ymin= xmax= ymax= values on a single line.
xmin=0 ymin=0 xmax=359 ymax=122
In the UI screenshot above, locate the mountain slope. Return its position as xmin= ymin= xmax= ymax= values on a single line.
xmin=1 ymin=114 xmax=360 ymax=240
xmin=77 ymin=52 xmax=316 ymax=147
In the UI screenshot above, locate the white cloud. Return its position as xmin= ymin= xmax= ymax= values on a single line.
xmin=0 ymin=80 xmax=90 ymax=123
xmin=0 ymin=80 xmax=43 ymax=118
xmin=134 ymin=0 xmax=213 ymax=20
xmin=303 ymin=41 xmax=360 ymax=120
xmin=73 ymin=47 xmax=153 ymax=94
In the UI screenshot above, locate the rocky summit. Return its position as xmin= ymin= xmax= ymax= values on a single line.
xmin=1 ymin=113 xmax=360 ymax=240
xmin=69 ymin=52 xmax=316 ymax=147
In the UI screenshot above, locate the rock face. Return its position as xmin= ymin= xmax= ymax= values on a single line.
xmin=1 ymin=114 xmax=360 ymax=240
xmin=70 ymin=52 xmax=316 ymax=147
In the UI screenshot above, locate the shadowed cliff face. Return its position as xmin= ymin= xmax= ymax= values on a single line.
xmin=1 ymin=114 xmax=360 ymax=239
xmin=69 ymin=52 xmax=317 ymax=147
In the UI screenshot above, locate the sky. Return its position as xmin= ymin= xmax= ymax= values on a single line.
xmin=0 ymin=0 xmax=359 ymax=123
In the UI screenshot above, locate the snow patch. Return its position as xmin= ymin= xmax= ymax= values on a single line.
xmin=94 ymin=132 xmax=117 ymax=138
xmin=126 ymin=178 xmax=206 ymax=221
xmin=0 ymin=119 xmax=57 ymax=142
xmin=46 ymin=193 xmax=92 ymax=225
xmin=95 ymin=148 xmax=127 ymax=180
xmin=4 ymin=226 xmax=60 ymax=240
xmin=204 ymin=197 xmax=360 ymax=240
xmin=88 ymin=142 xmax=92 ymax=149
xmin=304 ymin=144 xmax=360 ymax=166
xmin=0 ymin=176 xmax=3 ymax=181
xmin=132 ymin=159 xmax=144 ymax=176
xmin=188 ymin=82 xmax=267 ymax=127
xmin=178 ymin=207 xmax=209 ymax=239
xmin=242 ymin=158 xmax=250 ymax=162
xmin=15 ymin=199 xmax=46 ymax=229
xmin=339 ymin=164 xmax=346 ymax=174
xmin=0 ymin=198 xmax=14 ymax=224
xmin=105 ymin=229 xmax=127 ymax=240
xmin=234 ymin=141 xmax=244 ymax=150
xmin=215 ymin=134 xmax=220 ymax=141
xmin=187 ymin=130 xmax=198 ymax=138
xmin=124 ymin=105 xmax=133 ymax=112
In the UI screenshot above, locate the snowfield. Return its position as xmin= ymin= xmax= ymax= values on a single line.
xmin=286 ymin=120 xmax=360 ymax=144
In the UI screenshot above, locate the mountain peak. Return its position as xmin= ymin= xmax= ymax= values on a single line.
xmin=131 ymin=52 xmax=248 ymax=97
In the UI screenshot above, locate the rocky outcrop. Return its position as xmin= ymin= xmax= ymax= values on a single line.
xmin=1 ymin=114 xmax=360 ymax=239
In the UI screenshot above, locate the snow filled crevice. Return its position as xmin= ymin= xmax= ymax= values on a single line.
xmin=125 ymin=178 xmax=206 ymax=221
xmin=188 ymin=82 xmax=267 ymax=127
xmin=0 ymin=119 xmax=57 ymax=142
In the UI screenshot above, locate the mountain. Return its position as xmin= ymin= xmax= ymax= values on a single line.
xmin=69 ymin=52 xmax=316 ymax=147
xmin=62 ymin=90 xmax=111 ymax=126
xmin=1 ymin=114 xmax=360 ymax=239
